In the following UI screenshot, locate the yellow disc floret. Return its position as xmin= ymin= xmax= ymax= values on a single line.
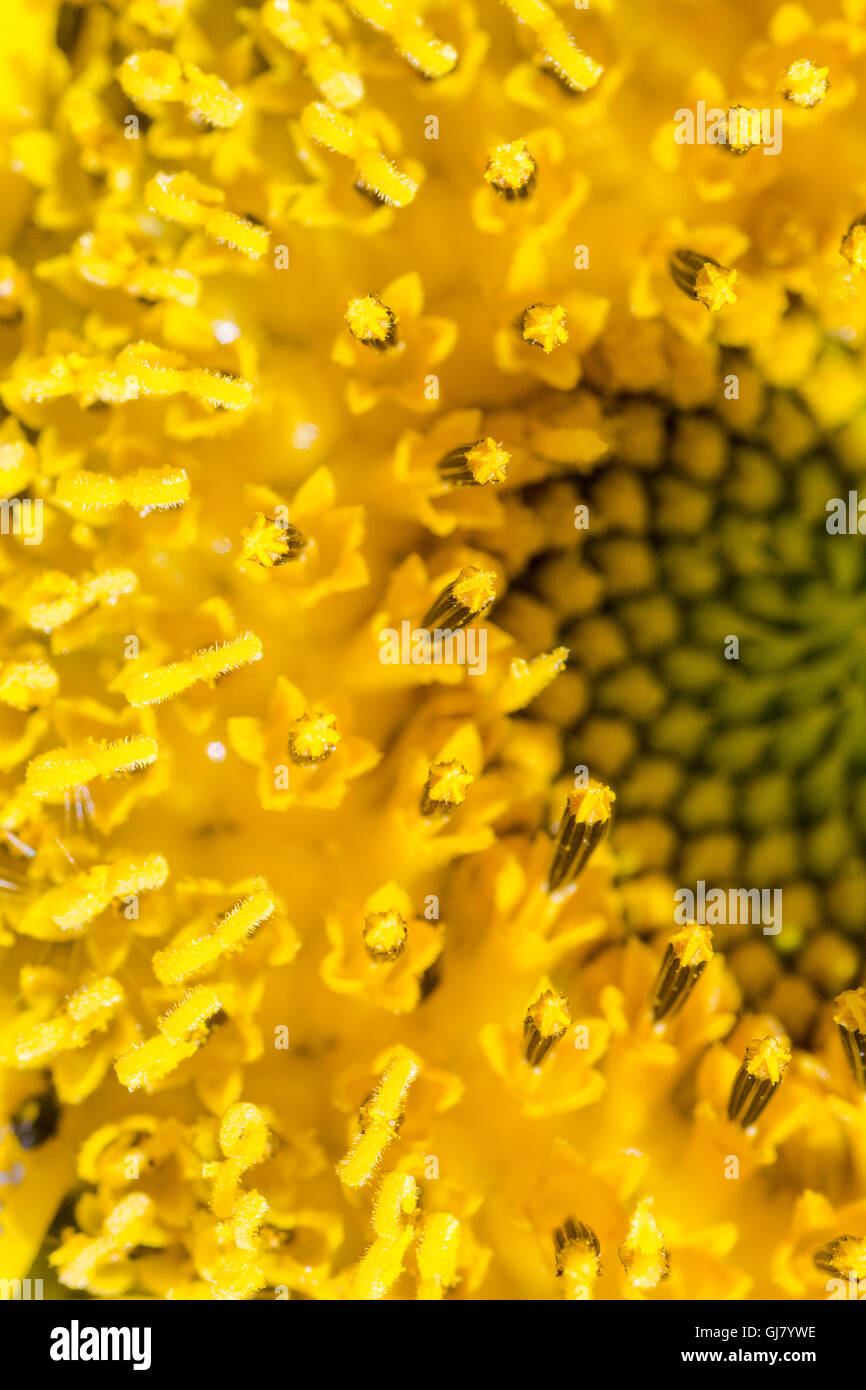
xmin=345 ymin=295 xmax=398 ymax=348
xmin=520 ymin=303 xmax=569 ymax=353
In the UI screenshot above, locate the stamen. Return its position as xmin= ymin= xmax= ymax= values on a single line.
xmin=840 ymin=217 xmax=866 ymax=271
xmin=120 ymin=51 xmax=244 ymax=129
xmin=51 ymin=1193 xmax=154 ymax=1292
xmin=15 ymin=341 xmax=254 ymax=411
xmin=670 ymin=249 xmax=738 ymax=311
xmin=13 ymin=567 xmax=138 ymax=634
xmin=14 ymin=977 xmax=125 ymax=1064
xmin=619 ymin=1198 xmax=670 ymax=1290
xmin=363 ymin=909 xmax=408 ymax=962
xmin=416 ymin=1212 xmax=461 ymax=1299
xmin=204 ymin=1102 xmax=272 ymax=1219
xmin=337 ymin=1052 xmax=419 ymax=1188
xmin=547 ymin=783 xmax=615 ymax=894
xmin=779 ymin=59 xmax=829 ymax=107
xmin=347 ymin=0 xmax=458 ymax=80
xmin=300 ymin=103 xmax=418 ymax=208
xmin=55 ymin=467 xmax=190 ymax=513
xmin=114 ymin=985 xmax=224 ymax=1091
xmin=651 ymin=923 xmax=714 ymax=1022
xmin=834 ymin=987 xmax=866 ymax=1091
xmin=813 ymin=1235 xmax=866 ymax=1280
xmin=420 ymin=759 xmax=473 ymax=818
xmin=484 ymin=141 xmax=536 ymax=198
xmin=261 ymin=0 xmax=364 ymax=110
xmin=147 ymin=173 xmax=269 ymax=258
xmin=122 ymin=631 xmax=263 ymax=706
xmin=0 ymin=659 xmax=59 ymax=710
xmin=520 ymin=302 xmax=569 ymax=354
xmin=287 ymin=707 xmax=340 ymax=765
xmin=18 ymin=852 xmax=168 ymax=939
xmin=152 ymin=886 xmax=275 ymax=984
xmin=241 ymin=513 xmax=308 ymax=567
xmin=524 ymin=986 xmax=571 ymax=1065
xmin=727 ymin=1035 xmax=792 ymax=1127
xmin=345 ymin=295 xmax=398 ymax=349
xmin=437 ymin=438 xmax=509 ymax=487
xmin=421 ymin=564 xmax=497 ymax=632
xmin=724 ymin=105 xmax=763 ymax=155
xmin=502 ymin=0 xmax=603 ymax=95
xmin=26 ymin=735 xmax=158 ymax=801
xmin=355 ymin=1171 xmax=419 ymax=1300
xmin=554 ymin=1217 xmax=601 ymax=1297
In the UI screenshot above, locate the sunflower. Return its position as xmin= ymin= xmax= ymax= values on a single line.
xmin=0 ymin=0 xmax=865 ymax=1303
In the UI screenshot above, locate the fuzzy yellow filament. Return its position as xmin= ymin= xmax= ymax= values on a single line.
xmin=55 ymin=467 xmax=190 ymax=513
xmin=120 ymin=51 xmax=244 ymax=128
xmin=114 ymin=986 xmax=224 ymax=1091
xmin=338 ymin=1053 xmax=419 ymax=1188
xmin=26 ymin=736 xmax=159 ymax=801
xmin=300 ymin=103 xmax=419 ymax=207
xmin=121 ymin=633 xmax=263 ymax=706
xmin=146 ymin=174 xmax=270 ymax=258
xmin=503 ymin=0 xmax=603 ymax=92
xmin=9 ymin=977 xmax=125 ymax=1065
xmin=0 ymin=659 xmax=58 ymax=710
xmin=17 ymin=853 xmax=168 ymax=939
xmin=348 ymin=0 xmax=457 ymax=79
xmin=152 ymin=886 xmax=276 ymax=984
xmin=354 ymin=1172 xmax=420 ymax=1299
xmin=261 ymin=0 xmax=364 ymax=109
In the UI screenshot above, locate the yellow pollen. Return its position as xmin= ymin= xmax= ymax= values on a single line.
xmin=464 ymin=438 xmax=510 ymax=484
xmin=524 ymin=984 xmax=571 ymax=1064
xmin=484 ymin=141 xmax=536 ymax=196
xmin=671 ymin=249 xmax=738 ymax=311
xmin=566 ymin=783 xmax=615 ymax=827
xmin=423 ymin=564 xmax=498 ymax=632
xmin=288 ymin=707 xmax=340 ymax=765
xmin=744 ymin=1035 xmax=792 ymax=1085
xmin=503 ymin=0 xmax=603 ymax=94
xmin=521 ymin=303 xmax=569 ymax=353
xmin=450 ymin=565 xmax=497 ymax=615
xmin=619 ymin=1199 xmax=670 ymax=1290
xmin=345 ymin=295 xmax=398 ymax=347
xmin=26 ymin=735 xmax=158 ymax=801
xmin=815 ymin=1236 xmax=866 ymax=1281
xmin=779 ymin=59 xmax=829 ymax=107
xmin=840 ymin=220 xmax=866 ymax=271
xmin=422 ymin=760 xmax=473 ymax=815
xmin=337 ymin=1052 xmax=419 ymax=1188
xmin=300 ymin=102 xmax=419 ymax=208
xmin=348 ymin=0 xmax=457 ymax=80
xmin=121 ymin=632 xmax=263 ymax=706
xmin=416 ymin=1212 xmax=461 ymax=1299
xmin=526 ymin=987 xmax=571 ymax=1041
xmin=363 ymin=909 xmax=409 ymax=961
xmin=55 ymin=466 xmax=190 ymax=513
xmin=241 ymin=513 xmax=307 ymax=568
xmin=153 ymin=887 xmax=276 ymax=984
xmin=694 ymin=262 xmax=738 ymax=311
xmin=670 ymin=922 xmax=714 ymax=969
xmin=0 ymin=659 xmax=58 ymax=710
xmin=834 ymin=987 xmax=866 ymax=1035
xmin=725 ymin=106 xmax=762 ymax=154
xmin=554 ymin=1219 xmax=601 ymax=1298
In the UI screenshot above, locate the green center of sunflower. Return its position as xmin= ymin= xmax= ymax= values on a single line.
xmin=519 ymin=350 xmax=866 ymax=1006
